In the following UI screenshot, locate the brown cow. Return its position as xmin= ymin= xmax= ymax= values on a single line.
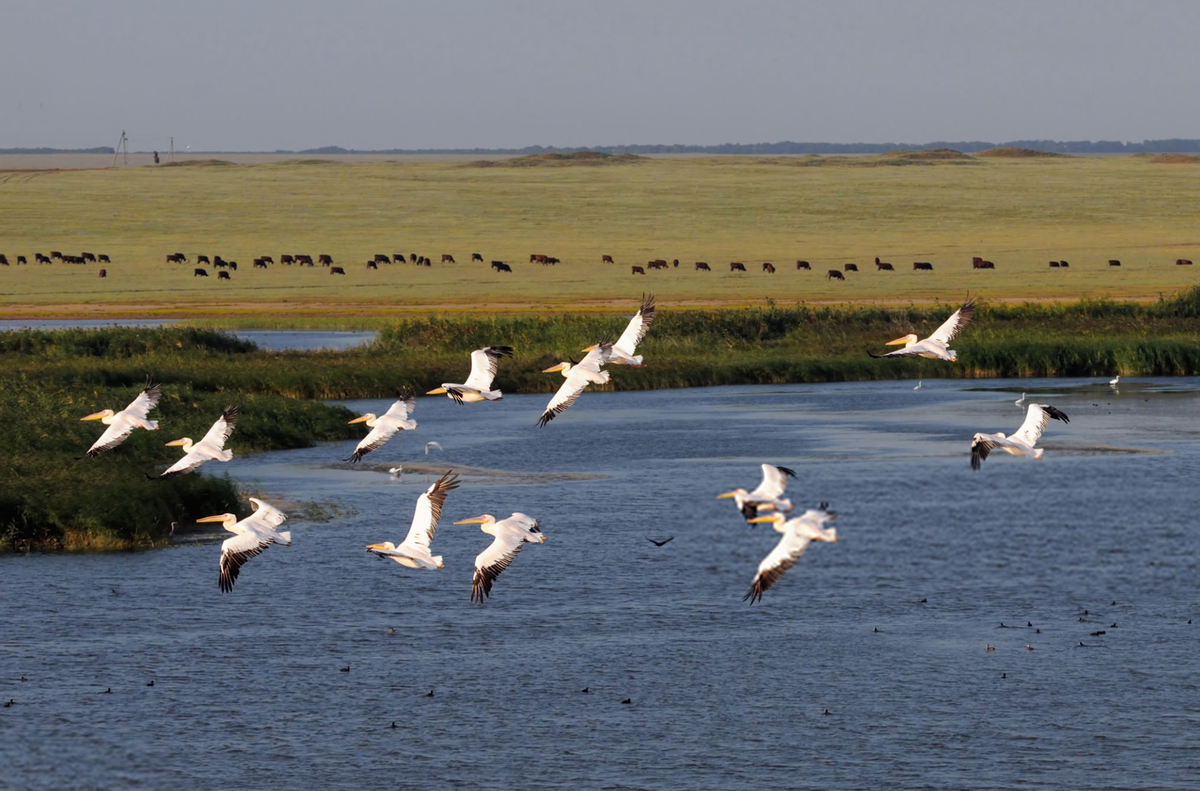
xmin=217 ymin=271 xmax=231 ymax=280
xmin=260 ymin=256 xmax=273 ymax=264
xmin=695 ymin=261 xmax=711 ymax=271
xmin=98 ymin=269 xmax=107 ymax=278
xmin=97 ymin=254 xmax=110 ymax=263
xmin=672 ymin=259 xmax=679 ymax=268
xmin=472 ymin=253 xmax=483 ymax=262
xmin=330 ymin=266 xmax=346 ymax=275
xmin=280 ymin=254 xmax=294 ymax=265
xmin=631 ymin=266 xmax=646 ymax=275
xmin=441 ymin=254 xmax=455 ymax=263
xmin=193 ymin=268 xmax=208 ymax=277
xmin=602 ymin=254 xmax=614 ymax=263
xmin=763 ymin=263 xmax=776 ymax=273
xmin=81 ymin=252 xmax=96 ymax=262
xmin=253 ymin=259 xmax=268 ymax=269
xmin=1178 ymin=258 xmax=1194 ymax=266
xmin=374 ymin=254 xmax=389 ymax=264
xmin=321 ymin=254 xmax=335 ymax=265
xmin=827 ymin=269 xmax=845 ymax=280
xmin=796 ymin=260 xmax=810 ymax=270
xmin=1060 ymin=261 xmax=1070 ymax=268
xmin=50 ymin=251 xmax=63 ymax=260
xmin=913 ymin=262 xmax=933 ymax=271
xmin=647 ymin=260 xmax=668 ymax=270
xmin=730 ymin=262 xmax=746 ymax=272
xmin=367 ymin=261 xmax=378 ymax=270
xmin=875 ymin=257 xmax=893 ymax=271
xmin=1049 ymin=261 xmax=1061 ymax=268
xmin=531 ymin=254 xmax=548 ymax=264
xmin=844 ymin=263 xmax=858 ymax=272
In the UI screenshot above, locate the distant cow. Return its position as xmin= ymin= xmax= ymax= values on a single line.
xmin=97 ymin=254 xmax=110 ymax=263
xmin=763 ymin=262 xmax=776 ymax=273
xmin=50 ymin=251 xmax=63 ymax=260
xmin=375 ymin=254 xmax=390 ymax=264
xmin=98 ymin=269 xmax=107 ymax=278
xmin=217 ymin=271 xmax=231 ymax=280
xmin=227 ymin=262 xmax=237 ymax=271
xmin=1059 ymin=260 xmax=1070 ymax=268
xmin=730 ymin=262 xmax=746 ymax=272
xmin=81 ymin=252 xmax=96 ymax=262
xmin=796 ymin=260 xmax=810 ymax=270
xmin=602 ymin=254 xmax=614 ymax=263
xmin=1107 ymin=259 xmax=1120 ymax=266
xmin=321 ymin=255 xmax=335 ymax=265
xmin=695 ymin=261 xmax=711 ymax=271
xmin=441 ymin=254 xmax=455 ymax=263
xmin=827 ymin=269 xmax=845 ymax=280
xmin=647 ymin=260 xmax=668 ymax=270
xmin=193 ymin=268 xmax=208 ymax=277
xmin=330 ymin=266 xmax=346 ymax=275
xmin=167 ymin=253 xmax=185 ymax=264
xmin=531 ymin=254 xmax=548 ymax=264
xmin=974 ymin=260 xmax=995 ymax=269
xmin=296 ymin=255 xmax=314 ymax=266
xmin=491 ymin=261 xmax=512 ymax=272
xmin=543 ymin=256 xmax=560 ymax=266
xmin=844 ymin=263 xmax=858 ymax=272
xmin=913 ymin=262 xmax=934 ymax=271
xmin=260 ymin=256 xmax=273 ymax=264
xmin=410 ymin=253 xmax=419 ymax=263
xmin=419 ymin=257 xmax=432 ymax=267
xmin=214 ymin=256 xmax=226 ymax=266
xmin=196 ymin=255 xmax=210 ymax=265
xmin=472 ymin=253 xmax=483 ymax=262
xmin=173 ymin=252 xmax=187 ymax=262
xmin=394 ymin=254 xmax=407 ymax=263
xmin=1049 ymin=261 xmax=1061 ymax=268
xmin=672 ymin=259 xmax=680 ymax=268
xmin=16 ymin=255 xmax=27 ymax=265
xmin=632 ymin=266 xmax=646 ymax=275
xmin=36 ymin=253 xmax=50 ymax=264
xmin=280 ymin=254 xmax=294 ymax=265
xmin=367 ymin=261 xmax=378 ymax=270
xmin=254 ymin=259 xmax=268 ymax=269
xmin=0 ymin=256 xmax=9 ymax=266
xmin=1060 ymin=261 xmax=1070 ymax=268
xmin=1178 ymin=258 xmax=1194 ymax=266
xmin=875 ymin=257 xmax=893 ymax=271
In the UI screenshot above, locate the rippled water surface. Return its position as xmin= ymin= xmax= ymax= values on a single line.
xmin=3 ymin=379 xmax=1199 ymax=790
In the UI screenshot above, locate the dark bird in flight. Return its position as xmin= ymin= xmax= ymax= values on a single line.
xmin=646 ymin=536 xmax=674 ymax=547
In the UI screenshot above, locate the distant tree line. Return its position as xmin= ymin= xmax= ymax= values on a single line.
xmin=0 ymin=147 xmax=114 ymax=154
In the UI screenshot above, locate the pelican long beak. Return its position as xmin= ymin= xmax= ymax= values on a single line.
xmin=717 ymin=492 xmax=738 ymax=499
xmin=453 ymin=517 xmax=488 ymax=525
xmin=426 ymin=387 xmax=447 ymax=395
xmin=348 ymin=415 xmax=371 ymax=424
xmin=885 ymin=336 xmax=912 ymax=346
xmin=165 ymin=438 xmax=189 ymax=447
xmin=542 ymin=363 xmax=567 ymax=373
xmin=365 ymin=543 xmax=388 ymax=552
xmin=80 ymin=411 xmax=107 ymax=421
xmin=748 ymin=515 xmax=778 ymax=524
xmin=195 ymin=514 xmax=227 ymax=523
xmin=581 ymin=344 xmax=598 ymax=353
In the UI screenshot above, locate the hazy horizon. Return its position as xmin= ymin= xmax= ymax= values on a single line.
xmin=3 ymin=0 xmax=1199 ymax=152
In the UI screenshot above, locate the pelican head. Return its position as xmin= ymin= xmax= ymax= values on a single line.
xmin=542 ymin=362 xmax=570 ymax=374
xmin=366 ymin=541 xmax=397 ymax=552
xmin=165 ymin=437 xmax=193 ymax=449
xmin=426 ymin=387 xmax=448 ymax=395
xmin=453 ymin=514 xmax=497 ymax=530
xmin=717 ymin=488 xmax=749 ymax=501
xmin=348 ymin=413 xmax=376 ymax=425
xmin=196 ymin=513 xmax=237 ymax=530
xmin=885 ymin=333 xmax=919 ymax=348
xmin=81 ymin=409 xmax=114 ymax=422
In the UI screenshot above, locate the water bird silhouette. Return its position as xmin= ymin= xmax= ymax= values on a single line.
xmin=646 ymin=536 xmax=674 ymax=547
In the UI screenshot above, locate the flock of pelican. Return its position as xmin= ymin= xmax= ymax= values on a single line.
xmin=78 ymin=293 xmax=1081 ymax=604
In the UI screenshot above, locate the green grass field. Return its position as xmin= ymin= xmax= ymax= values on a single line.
xmin=2 ymin=152 xmax=1199 ymax=321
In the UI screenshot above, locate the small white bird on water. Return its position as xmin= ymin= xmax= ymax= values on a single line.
xmin=196 ymin=498 xmax=291 ymax=593
xmin=452 ymin=513 xmax=547 ymax=604
xmin=388 ymin=467 xmax=403 ymax=478
xmin=1109 ymin=375 xmax=1120 ymax=387
xmin=718 ymin=463 xmax=797 ymax=523
xmin=913 ymin=380 xmax=922 ymax=391
xmin=869 ymin=298 xmax=976 ymax=362
xmin=366 ymin=471 xmax=460 ymax=569
xmin=971 ymin=404 xmax=1070 ymax=470
xmin=427 ymin=347 xmax=514 ymax=403
xmin=1015 ymin=392 xmax=1026 ymax=407
xmin=744 ymin=505 xmax=838 ymax=604
xmin=583 ymin=293 xmax=656 ymax=366
xmin=160 ymin=405 xmax=237 ymax=478
xmin=347 ymin=397 xmax=417 ymax=463
xmin=81 ymin=380 xmax=161 ymax=457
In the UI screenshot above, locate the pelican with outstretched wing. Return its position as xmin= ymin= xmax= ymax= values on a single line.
xmin=196 ymin=497 xmax=291 ymax=593
xmin=537 ymin=341 xmax=613 ymax=427
xmin=869 ymin=298 xmax=976 ymax=362
xmin=427 ymin=347 xmax=514 ymax=403
xmin=584 ymin=293 xmax=656 ymax=366
xmin=971 ymin=403 xmax=1070 ymax=470
xmin=347 ymin=397 xmax=417 ymax=462
xmin=81 ymin=380 xmax=161 ymax=457
xmin=452 ymin=513 xmax=546 ymax=604
xmin=718 ymin=463 xmax=797 ymax=523
xmin=366 ymin=471 xmax=460 ymax=569
xmin=161 ymin=405 xmax=237 ymax=478
xmin=744 ymin=505 xmax=838 ymax=604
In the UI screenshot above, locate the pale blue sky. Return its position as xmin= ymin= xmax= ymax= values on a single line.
xmin=2 ymin=0 xmax=1198 ymax=151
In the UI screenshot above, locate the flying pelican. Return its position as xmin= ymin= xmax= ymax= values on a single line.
xmin=971 ymin=403 xmax=1070 ymax=470
xmin=537 ymin=341 xmax=613 ymax=427
xmin=1109 ymin=375 xmax=1120 ymax=387
xmin=1015 ymin=392 xmax=1026 ymax=407
xmin=347 ymin=397 xmax=417 ymax=463
xmin=160 ymin=405 xmax=237 ymax=478
xmin=366 ymin=471 xmax=460 ymax=569
xmin=452 ymin=513 xmax=546 ymax=604
xmin=913 ymin=380 xmax=922 ymax=391
xmin=425 ymin=441 xmax=443 ymax=455
xmin=196 ymin=497 xmax=291 ymax=593
xmin=744 ymin=505 xmax=838 ymax=604
xmin=427 ymin=347 xmax=514 ymax=403
xmin=583 ymin=293 xmax=656 ymax=366
xmin=868 ymin=297 xmax=976 ymax=361
xmin=718 ymin=464 xmax=797 ymax=523
xmin=81 ymin=380 xmax=161 ymax=457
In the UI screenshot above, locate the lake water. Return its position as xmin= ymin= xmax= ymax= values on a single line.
xmin=3 ymin=379 xmax=1198 ymax=790
xmin=0 ymin=320 xmax=375 ymax=352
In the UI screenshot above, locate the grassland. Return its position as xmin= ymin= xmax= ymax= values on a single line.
xmin=2 ymin=152 xmax=1200 ymax=321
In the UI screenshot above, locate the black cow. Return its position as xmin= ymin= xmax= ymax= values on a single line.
xmin=280 ymin=254 xmax=294 ymax=265
xmin=632 ymin=266 xmax=646 ymax=275
xmin=492 ymin=261 xmax=512 ymax=273
xmin=913 ymin=262 xmax=933 ymax=271
xmin=81 ymin=252 xmax=96 ymax=262
xmin=0 ymin=255 xmax=8 ymax=266
xmin=375 ymin=254 xmax=390 ymax=264
xmin=217 ymin=271 xmax=231 ymax=280
xmin=367 ymin=261 xmax=378 ymax=270
xmin=1049 ymin=261 xmax=1061 ymax=268
xmin=16 ymin=255 xmax=27 ymax=265
xmin=168 ymin=253 xmax=185 ymax=264
xmin=260 ymin=256 xmax=273 ymax=264
xmin=198 ymin=255 xmax=211 ymax=265
xmin=796 ymin=260 xmax=810 ymax=270
xmin=36 ymin=253 xmax=50 ymax=264
xmin=194 ymin=268 xmax=208 ymax=277
xmin=97 ymin=254 xmax=110 ymax=263
xmin=844 ymin=263 xmax=858 ymax=272
xmin=50 ymin=251 xmax=63 ymax=260
xmin=730 ymin=262 xmax=746 ymax=272
xmin=1177 ymin=258 xmax=1194 ymax=266
xmin=394 ymin=254 xmax=406 ymax=263
xmin=763 ymin=262 xmax=776 ymax=273
xmin=253 ymin=259 xmax=268 ymax=269
xmin=602 ymin=254 xmax=614 ymax=263
xmin=1060 ymin=261 xmax=1070 ymax=268
xmin=321 ymin=255 xmax=335 ymax=265
xmin=472 ymin=253 xmax=484 ymax=262
xmin=827 ymin=269 xmax=845 ymax=280
xmin=695 ymin=261 xmax=711 ymax=271
xmin=98 ymin=269 xmax=107 ymax=278
xmin=330 ymin=266 xmax=346 ymax=275
xmin=875 ymin=257 xmax=893 ymax=271
xmin=227 ymin=262 xmax=238 ymax=271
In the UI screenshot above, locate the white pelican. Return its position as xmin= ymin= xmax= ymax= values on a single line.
xmin=1109 ymin=375 xmax=1120 ymax=387
xmin=389 ymin=466 xmax=403 ymax=477
xmin=452 ymin=513 xmax=547 ymax=604
xmin=366 ymin=471 xmax=460 ymax=569
xmin=196 ymin=497 xmax=291 ymax=593
xmin=869 ymin=297 xmax=976 ymax=361
xmin=425 ymin=441 xmax=443 ymax=455
xmin=537 ymin=341 xmax=613 ymax=427
xmin=427 ymin=346 xmax=514 ymax=403
xmin=744 ymin=505 xmax=838 ymax=604
xmin=913 ymin=380 xmax=922 ymax=391
xmin=718 ymin=463 xmax=797 ymax=523
xmin=347 ymin=397 xmax=417 ymax=463
xmin=81 ymin=381 xmax=161 ymax=457
xmin=584 ymin=293 xmax=656 ymax=366
xmin=1015 ymin=392 xmax=1026 ymax=407
xmin=971 ymin=403 xmax=1070 ymax=470
xmin=160 ymin=405 xmax=237 ymax=478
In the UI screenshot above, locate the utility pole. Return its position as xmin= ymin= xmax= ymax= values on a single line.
xmin=169 ymin=136 xmax=174 ymax=163
xmin=111 ymin=130 xmax=128 ymax=167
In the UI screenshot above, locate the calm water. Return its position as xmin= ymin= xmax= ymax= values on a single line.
xmin=3 ymin=379 xmax=1198 ymax=790
xmin=0 ymin=320 xmax=374 ymax=352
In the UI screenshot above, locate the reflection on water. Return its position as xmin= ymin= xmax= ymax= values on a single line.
xmin=0 ymin=320 xmax=376 ymax=352
xmin=3 ymin=378 xmax=1198 ymax=790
